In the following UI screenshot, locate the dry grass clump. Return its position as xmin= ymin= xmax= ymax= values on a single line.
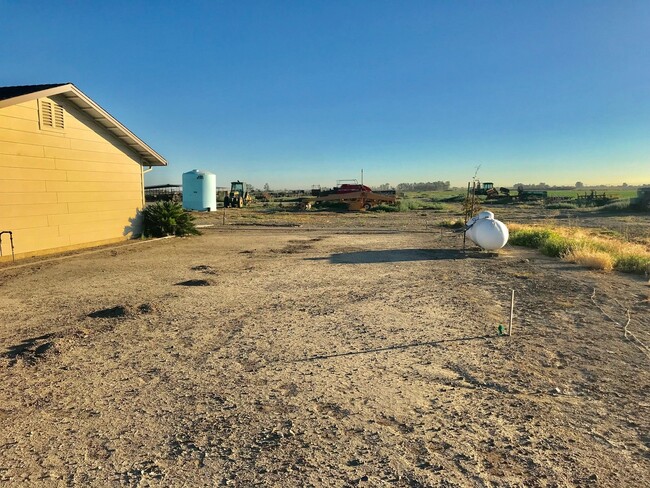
xmin=438 ymin=218 xmax=465 ymax=229
xmin=508 ymin=224 xmax=650 ymax=274
xmin=563 ymin=248 xmax=614 ymax=271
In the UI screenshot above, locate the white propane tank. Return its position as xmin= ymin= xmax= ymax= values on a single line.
xmin=466 ymin=211 xmax=494 ymax=230
xmin=467 ymin=218 xmax=509 ymax=250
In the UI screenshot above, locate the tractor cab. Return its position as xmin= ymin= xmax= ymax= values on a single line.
xmin=482 ymin=182 xmax=494 ymax=191
xmin=224 ymin=180 xmax=250 ymax=208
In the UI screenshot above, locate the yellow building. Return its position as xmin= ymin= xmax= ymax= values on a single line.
xmin=0 ymin=83 xmax=166 ymax=261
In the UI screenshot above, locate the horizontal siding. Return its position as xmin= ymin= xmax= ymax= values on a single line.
xmin=6 ymin=226 xmax=71 ymax=253
xmin=67 ymin=199 xmax=141 ymax=213
xmin=0 ymin=192 xmax=58 ymax=205
xmin=0 ymin=203 xmax=69 ymax=218
xmin=48 ymin=208 xmax=140 ymax=226
xmin=0 ymin=97 xmax=147 ymax=257
xmin=0 ymin=180 xmax=47 ymax=193
xmin=59 ymin=218 xmax=132 ymax=237
xmin=0 ymin=153 xmax=56 ymax=170
xmin=54 ymin=190 xmax=142 ymax=203
xmin=66 ymin=170 xmax=143 ymax=182
xmin=43 ymin=146 xmax=135 ymax=164
xmin=0 ymin=127 xmax=71 ymax=149
xmin=0 ymin=140 xmax=46 ymax=158
xmin=69 ymin=137 xmax=126 ymax=154
xmin=2 ymin=214 xmax=50 ymax=230
xmin=54 ymin=158 xmax=137 ymax=172
xmin=0 ymin=114 xmax=40 ymax=132
xmin=0 ymin=102 xmax=38 ymax=121
xmin=45 ymin=180 xmax=142 ymax=193
xmin=2 ymin=166 xmax=67 ymax=181
xmin=68 ymin=230 xmax=130 ymax=246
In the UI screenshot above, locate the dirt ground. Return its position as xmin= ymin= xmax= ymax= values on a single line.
xmin=1 ymin=208 xmax=649 ymax=487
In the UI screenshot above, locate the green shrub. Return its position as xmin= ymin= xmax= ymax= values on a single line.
xmin=613 ymin=254 xmax=650 ymax=274
xmin=509 ymin=228 xmax=555 ymax=248
xmin=142 ymin=201 xmax=200 ymax=237
xmin=540 ymin=234 xmax=573 ymax=257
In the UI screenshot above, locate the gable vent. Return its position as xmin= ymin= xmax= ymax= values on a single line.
xmin=39 ymin=99 xmax=64 ymax=130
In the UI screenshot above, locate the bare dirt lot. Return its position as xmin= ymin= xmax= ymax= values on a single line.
xmin=1 ymin=209 xmax=649 ymax=487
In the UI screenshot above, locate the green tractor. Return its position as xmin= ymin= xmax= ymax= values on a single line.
xmin=224 ymin=180 xmax=251 ymax=208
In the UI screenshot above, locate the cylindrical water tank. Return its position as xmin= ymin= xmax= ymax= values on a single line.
xmin=182 ymin=170 xmax=217 ymax=211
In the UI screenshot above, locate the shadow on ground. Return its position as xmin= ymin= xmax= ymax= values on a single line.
xmin=3 ymin=333 xmax=56 ymax=365
xmin=292 ymin=334 xmax=495 ymax=362
xmin=307 ymin=248 xmax=496 ymax=264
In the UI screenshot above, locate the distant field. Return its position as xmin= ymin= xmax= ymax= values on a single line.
xmin=403 ymin=188 xmax=639 ymax=200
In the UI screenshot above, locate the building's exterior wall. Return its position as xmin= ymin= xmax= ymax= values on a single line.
xmin=0 ymin=95 xmax=145 ymax=261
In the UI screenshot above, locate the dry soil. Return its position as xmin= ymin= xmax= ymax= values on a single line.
xmin=1 ymin=209 xmax=649 ymax=487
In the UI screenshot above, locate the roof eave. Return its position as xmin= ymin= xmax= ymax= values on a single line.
xmin=0 ymin=83 xmax=167 ymax=167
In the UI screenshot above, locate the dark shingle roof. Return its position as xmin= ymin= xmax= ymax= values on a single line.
xmin=0 ymin=84 xmax=69 ymax=101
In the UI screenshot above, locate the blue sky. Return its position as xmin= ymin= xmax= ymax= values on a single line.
xmin=1 ymin=1 xmax=649 ymax=188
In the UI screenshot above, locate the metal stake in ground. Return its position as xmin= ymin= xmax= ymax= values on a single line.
xmin=463 ymin=182 xmax=470 ymax=251
xmin=508 ymin=289 xmax=515 ymax=336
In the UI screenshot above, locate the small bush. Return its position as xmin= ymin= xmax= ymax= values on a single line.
xmin=613 ymin=254 xmax=650 ymax=274
xmin=546 ymin=203 xmax=577 ymax=209
xmin=540 ymin=234 xmax=573 ymax=257
xmin=143 ymin=201 xmax=200 ymax=237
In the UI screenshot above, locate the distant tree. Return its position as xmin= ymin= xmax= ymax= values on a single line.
xmin=622 ymin=182 xmax=628 ymax=187
xmin=263 ymin=183 xmax=270 ymax=191
xmin=245 ymin=183 xmax=255 ymax=192
xmin=377 ymin=183 xmax=391 ymax=190
xmin=575 ymin=181 xmax=584 ymax=188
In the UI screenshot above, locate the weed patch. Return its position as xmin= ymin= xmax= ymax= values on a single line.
xmin=509 ymin=224 xmax=650 ymax=274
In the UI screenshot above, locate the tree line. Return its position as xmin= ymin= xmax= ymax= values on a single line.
xmin=396 ymin=181 xmax=450 ymax=191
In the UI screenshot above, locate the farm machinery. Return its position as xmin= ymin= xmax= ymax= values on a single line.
xmin=313 ymin=180 xmax=397 ymax=210
xmin=474 ymin=181 xmax=512 ymax=200
xmin=224 ymin=180 xmax=252 ymax=208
